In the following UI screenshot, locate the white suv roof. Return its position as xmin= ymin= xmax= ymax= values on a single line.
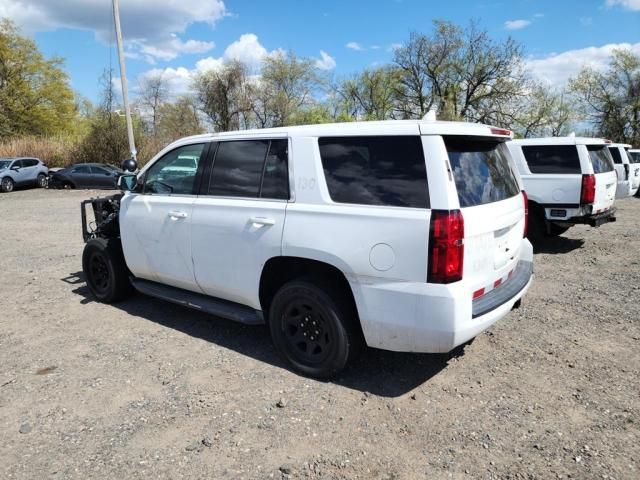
xmin=170 ymin=120 xmax=513 ymax=146
xmin=609 ymin=143 xmax=632 ymax=149
xmin=510 ymin=136 xmax=609 ymax=146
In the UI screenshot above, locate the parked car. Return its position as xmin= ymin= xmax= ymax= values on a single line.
xmin=607 ymin=143 xmax=640 ymax=198
xmin=80 ymin=120 xmax=533 ymax=378
xmin=630 ymin=149 xmax=640 ymax=197
xmin=49 ymin=163 xmax=122 ymax=189
xmin=0 ymin=157 xmax=48 ymax=193
xmin=506 ymin=137 xmax=617 ymax=239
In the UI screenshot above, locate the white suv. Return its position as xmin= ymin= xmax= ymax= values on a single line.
xmin=608 ymin=143 xmax=640 ymax=197
xmin=81 ymin=120 xmax=533 ymax=378
xmin=506 ymin=137 xmax=617 ymax=238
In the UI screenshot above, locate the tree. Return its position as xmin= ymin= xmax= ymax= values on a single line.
xmin=76 ymin=69 xmax=143 ymax=166
xmin=570 ymin=49 xmax=640 ymax=145
xmin=157 ymin=96 xmax=203 ymax=142
xmin=138 ymin=72 xmax=169 ymax=136
xmin=194 ymin=60 xmax=252 ymax=132
xmin=508 ymin=86 xmax=574 ymax=138
xmin=0 ymin=19 xmax=76 ymax=138
xmin=335 ymin=67 xmax=402 ymax=120
xmin=392 ymin=21 xmax=527 ymax=123
xmin=257 ymin=51 xmax=323 ymax=127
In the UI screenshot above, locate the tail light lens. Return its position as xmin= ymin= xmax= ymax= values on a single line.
xmin=522 ymin=190 xmax=528 ymax=238
xmin=428 ymin=210 xmax=464 ymax=284
xmin=580 ymin=174 xmax=596 ymax=204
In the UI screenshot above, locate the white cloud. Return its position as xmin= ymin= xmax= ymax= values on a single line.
xmin=504 ymin=19 xmax=532 ymax=30
xmin=387 ymin=43 xmax=402 ymax=52
xmin=526 ymin=42 xmax=640 ymax=86
xmin=0 ymin=0 xmax=227 ymax=62
xmin=223 ymin=33 xmax=269 ymax=69
xmin=606 ymin=0 xmax=640 ymax=10
xmin=346 ymin=42 xmax=364 ymax=51
xmin=315 ymin=50 xmax=336 ymax=70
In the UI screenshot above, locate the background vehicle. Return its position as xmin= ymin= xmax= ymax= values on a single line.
xmin=81 ymin=120 xmax=533 ymax=378
xmin=0 ymin=157 xmax=48 ymax=193
xmin=506 ymin=137 xmax=617 ymax=239
xmin=608 ymin=143 xmax=639 ymax=198
xmin=630 ymin=149 xmax=640 ymax=163
xmin=49 ymin=163 xmax=122 ymax=189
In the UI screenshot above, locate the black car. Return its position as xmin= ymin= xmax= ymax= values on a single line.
xmin=49 ymin=163 xmax=122 ymax=189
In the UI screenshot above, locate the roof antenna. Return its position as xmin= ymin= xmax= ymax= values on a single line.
xmin=423 ymin=107 xmax=438 ymax=122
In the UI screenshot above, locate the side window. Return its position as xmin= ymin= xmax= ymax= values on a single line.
xmin=521 ymin=145 xmax=581 ymax=174
xmin=260 ymin=139 xmax=289 ymax=199
xmin=144 ymin=143 xmax=205 ymax=195
xmin=318 ymin=136 xmax=429 ymax=208
xmin=12 ymin=160 xmax=24 ymax=169
xmin=72 ymin=165 xmax=91 ymax=174
xmin=24 ymin=159 xmax=38 ymax=167
xmin=208 ymin=140 xmax=288 ymax=198
xmin=608 ymin=147 xmax=622 ymax=165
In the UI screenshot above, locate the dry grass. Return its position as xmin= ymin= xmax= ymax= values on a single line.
xmin=0 ymin=135 xmax=81 ymax=168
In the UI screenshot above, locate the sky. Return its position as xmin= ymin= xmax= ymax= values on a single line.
xmin=1 ymin=0 xmax=639 ymax=102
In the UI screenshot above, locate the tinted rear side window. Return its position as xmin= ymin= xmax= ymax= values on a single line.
xmin=630 ymin=152 xmax=640 ymax=163
xmin=445 ymin=137 xmax=520 ymax=208
xmin=318 ymin=136 xmax=428 ymax=208
xmin=521 ymin=145 xmax=581 ymax=174
xmin=608 ymin=147 xmax=623 ymax=164
xmin=587 ymin=145 xmax=614 ymax=173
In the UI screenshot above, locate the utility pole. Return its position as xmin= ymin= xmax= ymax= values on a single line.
xmin=112 ymin=0 xmax=137 ymax=161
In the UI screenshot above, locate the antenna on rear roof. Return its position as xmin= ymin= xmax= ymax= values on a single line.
xmin=423 ymin=108 xmax=438 ymax=122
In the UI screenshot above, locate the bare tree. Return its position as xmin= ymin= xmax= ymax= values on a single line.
xmin=138 ymin=72 xmax=169 ymax=136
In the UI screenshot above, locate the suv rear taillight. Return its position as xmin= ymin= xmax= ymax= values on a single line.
xmin=580 ymin=174 xmax=596 ymax=204
xmin=428 ymin=210 xmax=464 ymax=284
xmin=522 ymin=190 xmax=528 ymax=238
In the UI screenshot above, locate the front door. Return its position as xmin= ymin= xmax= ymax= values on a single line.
xmin=191 ymin=138 xmax=290 ymax=309
xmin=120 ymin=142 xmax=209 ymax=292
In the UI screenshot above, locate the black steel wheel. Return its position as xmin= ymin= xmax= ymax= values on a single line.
xmin=82 ymin=238 xmax=131 ymax=303
xmin=269 ymin=280 xmax=362 ymax=378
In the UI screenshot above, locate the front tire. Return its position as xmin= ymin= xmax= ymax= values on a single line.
xmin=268 ymin=280 xmax=362 ymax=379
xmin=82 ymin=238 xmax=131 ymax=303
xmin=1 ymin=177 xmax=14 ymax=193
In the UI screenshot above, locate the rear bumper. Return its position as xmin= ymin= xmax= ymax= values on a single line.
xmin=553 ymin=207 xmax=616 ymax=227
xmin=351 ymin=239 xmax=534 ymax=353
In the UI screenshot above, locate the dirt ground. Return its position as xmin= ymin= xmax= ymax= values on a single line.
xmin=0 ymin=187 xmax=638 ymax=480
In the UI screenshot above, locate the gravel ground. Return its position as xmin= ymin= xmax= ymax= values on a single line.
xmin=0 ymin=188 xmax=638 ymax=480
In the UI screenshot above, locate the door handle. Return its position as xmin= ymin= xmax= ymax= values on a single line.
xmin=168 ymin=211 xmax=188 ymax=219
xmin=249 ymin=217 xmax=275 ymax=226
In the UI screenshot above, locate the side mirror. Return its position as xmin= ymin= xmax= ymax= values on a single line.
xmin=10 ymin=165 xmax=20 ymax=171
xmin=121 ymin=158 xmax=138 ymax=172
xmin=118 ymin=174 xmax=138 ymax=192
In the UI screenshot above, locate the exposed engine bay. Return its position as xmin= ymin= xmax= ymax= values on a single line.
xmin=81 ymin=194 xmax=122 ymax=242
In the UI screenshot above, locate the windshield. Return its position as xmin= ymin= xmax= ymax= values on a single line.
xmin=587 ymin=145 xmax=615 ymax=173
xmin=0 ymin=160 xmax=12 ymax=169
xmin=630 ymin=151 xmax=640 ymax=164
xmin=444 ymin=137 xmax=520 ymax=208
xmin=626 ymin=151 xmax=639 ymax=164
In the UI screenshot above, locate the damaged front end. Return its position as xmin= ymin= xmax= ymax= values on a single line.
xmin=81 ymin=194 xmax=122 ymax=242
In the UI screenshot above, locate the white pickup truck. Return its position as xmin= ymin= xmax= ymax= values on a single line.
xmin=608 ymin=143 xmax=640 ymax=198
xmin=506 ymin=137 xmax=617 ymax=238
xmin=80 ymin=120 xmax=533 ymax=378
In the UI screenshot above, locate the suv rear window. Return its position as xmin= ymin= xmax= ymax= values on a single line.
xmin=318 ymin=136 xmax=428 ymax=208
xmin=521 ymin=145 xmax=581 ymax=174
xmin=587 ymin=145 xmax=614 ymax=173
xmin=630 ymin=151 xmax=640 ymax=163
xmin=608 ymin=147 xmax=623 ymax=164
xmin=444 ymin=137 xmax=520 ymax=208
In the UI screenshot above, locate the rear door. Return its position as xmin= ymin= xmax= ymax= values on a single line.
xmin=443 ymin=137 xmax=525 ymax=290
xmin=91 ymin=166 xmax=117 ymax=188
xmin=20 ymin=159 xmax=39 ymax=184
xmin=585 ymin=145 xmax=616 ymax=211
xmin=191 ymin=138 xmax=289 ymax=309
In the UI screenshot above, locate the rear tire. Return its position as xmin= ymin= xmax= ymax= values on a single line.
xmin=1 ymin=177 xmax=14 ymax=193
xmin=82 ymin=238 xmax=131 ymax=303
xmin=268 ymin=279 xmax=363 ymax=379
xmin=526 ymin=206 xmax=546 ymax=243
xmin=36 ymin=173 xmax=47 ymax=188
